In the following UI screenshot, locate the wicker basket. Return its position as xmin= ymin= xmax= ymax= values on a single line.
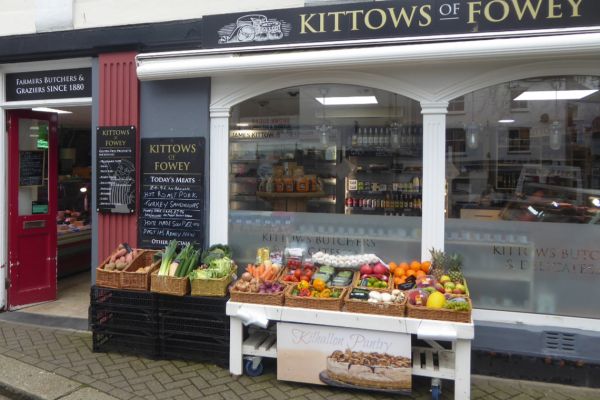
xmin=150 ymin=270 xmax=190 ymax=296
xmin=406 ymin=298 xmax=472 ymax=323
xmin=120 ymin=250 xmax=160 ymax=291
xmin=352 ymin=271 xmax=392 ymax=290
xmin=344 ymin=289 xmax=406 ymax=317
xmin=284 ymin=284 xmax=346 ymax=311
xmin=190 ymin=274 xmax=233 ymax=297
xmin=230 ymin=288 xmax=285 ymax=306
xmin=96 ymin=254 xmax=122 ymax=289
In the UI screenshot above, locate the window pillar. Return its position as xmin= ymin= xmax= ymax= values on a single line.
xmin=209 ymin=107 xmax=230 ymax=245
xmin=421 ymin=101 xmax=448 ymax=260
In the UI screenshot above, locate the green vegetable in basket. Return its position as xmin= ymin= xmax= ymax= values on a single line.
xmin=201 ymin=244 xmax=232 ymax=264
xmin=158 ymin=240 xmax=178 ymax=276
xmin=190 ymin=257 xmax=233 ymax=280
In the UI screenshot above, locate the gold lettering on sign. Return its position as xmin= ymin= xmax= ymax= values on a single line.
xmin=300 ymin=13 xmax=318 ymax=34
xmin=511 ymin=0 xmax=543 ymax=20
xmin=568 ymin=0 xmax=583 ymax=17
xmin=419 ymin=5 xmax=433 ymax=27
xmin=388 ymin=6 xmax=417 ymax=28
xmin=485 ymin=0 xmax=511 ymax=23
xmin=547 ymin=0 xmax=563 ymax=18
xmin=327 ymin=11 xmax=346 ymax=32
xmin=468 ymin=1 xmax=482 ymax=24
xmin=365 ymin=9 xmax=387 ymax=30
xmin=346 ymin=10 xmax=365 ymax=31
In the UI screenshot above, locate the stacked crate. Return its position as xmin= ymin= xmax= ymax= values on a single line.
xmin=158 ymin=295 xmax=230 ymax=368
xmin=90 ymin=286 xmax=159 ymax=358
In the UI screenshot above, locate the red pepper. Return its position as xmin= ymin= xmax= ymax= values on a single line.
xmin=299 ymin=288 xmax=311 ymax=297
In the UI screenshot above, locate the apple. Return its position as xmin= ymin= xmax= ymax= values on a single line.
xmin=439 ymin=275 xmax=451 ymax=284
xmin=444 ymin=282 xmax=456 ymax=290
xmin=453 ymin=288 xmax=464 ymax=295
xmin=445 ymin=288 xmax=454 ymax=294
xmin=454 ymin=283 xmax=466 ymax=294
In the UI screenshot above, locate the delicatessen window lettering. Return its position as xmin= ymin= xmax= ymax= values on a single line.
xmin=444 ymin=75 xmax=600 ymax=319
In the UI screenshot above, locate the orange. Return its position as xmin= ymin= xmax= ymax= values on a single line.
xmin=406 ymin=269 xmax=416 ymax=277
xmin=410 ymin=260 xmax=421 ymax=271
xmin=399 ymin=262 xmax=409 ymax=270
xmin=416 ymin=270 xmax=426 ymax=278
xmin=394 ymin=268 xmax=404 ymax=278
xmin=389 ymin=262 xmax=397 ymax=273
xmin=421 ymin=261 xmax=432 ymax=274
xmin=393 ymin=277 xmax=402 ymax=286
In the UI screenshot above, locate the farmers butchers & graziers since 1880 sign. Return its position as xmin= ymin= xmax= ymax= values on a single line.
xmin=6 ymin=68 xmax=92 ymax=102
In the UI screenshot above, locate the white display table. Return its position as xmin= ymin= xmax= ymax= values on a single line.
xmin=226 ymin=301 xmax=474 ymax=399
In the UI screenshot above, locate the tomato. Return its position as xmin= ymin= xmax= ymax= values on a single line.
xmin=305 ymin=269 xmax=313 ymax=278
xmin=300 ymin=275 xmax=310 ymax=282
xmin=293 ymin=269 xmax=302 ymax=279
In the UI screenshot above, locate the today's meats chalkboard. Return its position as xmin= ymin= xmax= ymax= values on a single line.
xmin=139 ymin=137 xmax=205 ymax=249
xmin=96 ymin=126 xmax=136 ymax=213
xmin=20 ymin=151 xmax=45 ymax=186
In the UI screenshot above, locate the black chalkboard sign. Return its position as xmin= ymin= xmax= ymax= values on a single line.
xmin=139 ymin=137 xmax=205 ymax=249
xmin=19 ymin=151 xmax=45 ymax=186
xmin=96 ymin=126 xmax=136 ymax=213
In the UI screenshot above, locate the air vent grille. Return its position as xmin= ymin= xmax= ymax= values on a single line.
xmin=543 ymin=331 xmax=576 ymax=353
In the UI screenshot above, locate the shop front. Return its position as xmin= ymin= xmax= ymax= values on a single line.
xmin=135 ymin=0 xmax=600 ymax=380
xmin=0 ymin=60 xmax=94 ymax=313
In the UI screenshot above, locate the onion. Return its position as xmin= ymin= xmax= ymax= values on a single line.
xmin=241 ymin=272 xmax=252 ymax=282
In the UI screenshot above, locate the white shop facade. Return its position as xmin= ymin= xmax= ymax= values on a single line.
xmin=135 ymin=0 xmax=600 ymax=380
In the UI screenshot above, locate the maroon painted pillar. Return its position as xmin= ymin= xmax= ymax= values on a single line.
xmin=98 ymin=52 xmax=140 ymax=262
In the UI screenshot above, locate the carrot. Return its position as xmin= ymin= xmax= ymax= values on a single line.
xmin=246 ymin=265 xmax=255 ymax=276
xmin=257 ymin=264 xmax=265 ymax=278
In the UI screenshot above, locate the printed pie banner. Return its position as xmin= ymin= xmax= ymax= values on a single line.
xmin=277 ymin=322 xmax=411 ymax=392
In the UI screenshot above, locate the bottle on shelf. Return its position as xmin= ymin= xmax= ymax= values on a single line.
xmin=352 ymin=128 xmax=358 ymax=147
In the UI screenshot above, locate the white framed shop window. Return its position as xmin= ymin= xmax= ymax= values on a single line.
xmin=137 ymin=33 xmax=600 ymax=329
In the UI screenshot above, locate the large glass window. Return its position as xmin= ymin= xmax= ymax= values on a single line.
xmin=229 ymin=84 xmax=423 ymax=264
xmin=445 ymin=76 xmax=600 ymax=318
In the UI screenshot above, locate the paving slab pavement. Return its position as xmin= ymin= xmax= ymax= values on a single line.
xmin=0 ymin=319 xmax=599 ymax=400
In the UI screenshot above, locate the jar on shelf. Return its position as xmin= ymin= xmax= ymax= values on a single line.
xmin=284 ymin=176 xmax=294 ymax=192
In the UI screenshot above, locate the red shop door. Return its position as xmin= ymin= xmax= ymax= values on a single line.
xmin=7 ymin=110 xmax=58 ymax=309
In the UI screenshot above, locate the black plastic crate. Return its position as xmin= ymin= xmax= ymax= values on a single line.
xmin=93 ymin=331 xmax=160 ymax=359
xmin=158 ymin=294 xmax=228 ymax=316
xmin=91 ymin=306 xmax=158 ymax=336
xmin=91 ymin=286 xmax=157 ymax=312
xmin=159 ymin=312 xmax=229 ymax=339
xmin=160 ymin=333 xmax=229 ymax=367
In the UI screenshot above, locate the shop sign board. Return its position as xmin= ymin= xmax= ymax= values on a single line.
xmin=203 ymin=0 xmax=600 ymax=50
xmin=19 ymin=150 xmax=45 ymax=187
xmin=96 ymin=126 xmax=137 ymax=214
xmin=139 ymin=137 xmax=205 ymax=249
xmin=5 ymin=68 xmax=91 ymax=101
xmin=277 ymin=322 xmax=412 ymax=393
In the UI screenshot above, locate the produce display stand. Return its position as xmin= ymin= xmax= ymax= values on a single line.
xmin=226 ymin=302 xmax=474 ymax=400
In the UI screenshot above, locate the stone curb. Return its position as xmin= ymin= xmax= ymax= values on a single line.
xmin=0 ymin=354 xmax=118 ymax=400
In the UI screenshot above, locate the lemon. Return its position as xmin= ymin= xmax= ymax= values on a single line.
xmin=426 ymin=292 xmax=446 ymax=309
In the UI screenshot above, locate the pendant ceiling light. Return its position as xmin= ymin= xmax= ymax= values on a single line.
xmin=549 ymin=80 xmax=562 ymax=151
xmin=465 ymin=92 xmax=481 ymax=150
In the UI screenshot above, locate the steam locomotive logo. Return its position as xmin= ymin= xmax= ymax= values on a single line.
xmin=218 ymin=14 xmax=291 ymax=44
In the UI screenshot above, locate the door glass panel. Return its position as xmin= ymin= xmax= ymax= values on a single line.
xmin=18 ymin=119 xmax=49 ymax=216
